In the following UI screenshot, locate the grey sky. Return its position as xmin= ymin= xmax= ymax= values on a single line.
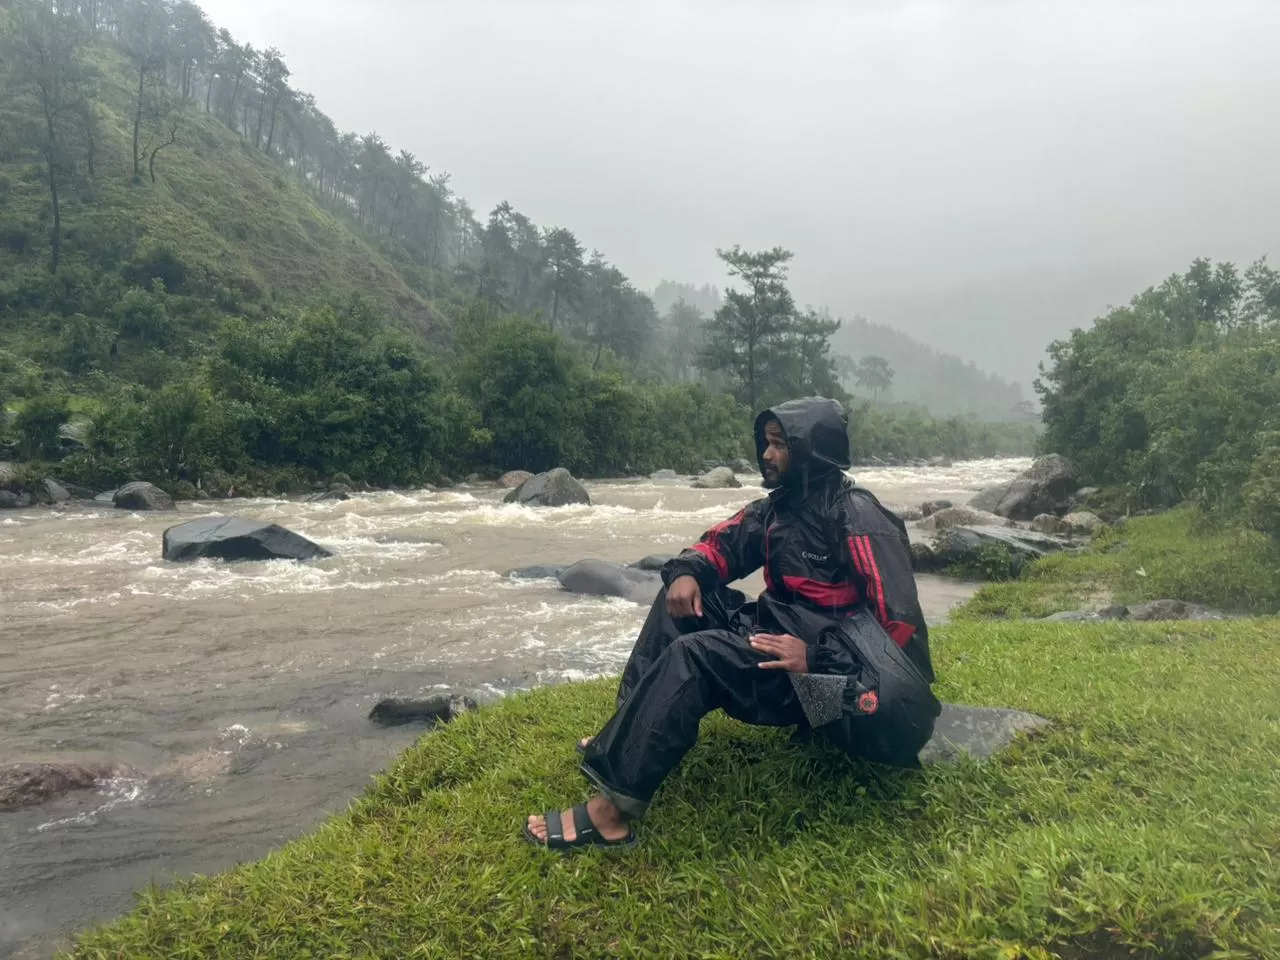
xmin=197 ymin=0 xmax=1280 ymax=384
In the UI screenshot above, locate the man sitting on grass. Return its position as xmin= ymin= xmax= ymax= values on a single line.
xmin=525 ymin=396 xmax=941 ymax=851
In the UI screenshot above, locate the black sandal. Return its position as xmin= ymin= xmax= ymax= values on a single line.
xmin=524 ymin=802 xmax=637 ymax=852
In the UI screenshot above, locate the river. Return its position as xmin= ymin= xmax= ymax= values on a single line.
xmin=0 ymin=458 xmax=1028 ymax=958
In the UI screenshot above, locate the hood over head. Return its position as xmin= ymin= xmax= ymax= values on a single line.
xmin=754 ymin=396 xmax=852 ymax=487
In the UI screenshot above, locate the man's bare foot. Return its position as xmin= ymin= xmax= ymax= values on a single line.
xmin=526 ymin=794 xmax=630 ymax=843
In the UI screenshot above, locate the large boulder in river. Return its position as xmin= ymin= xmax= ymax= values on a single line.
xmin=503 ymin=467 xmax=591 ymax=507
xmin=497 ymin=470 xmax=535 ymax=490
xmin=504 ymin=564 xmax=566 ymax=580
xmin=630 ymin=554 xmax=676 ymax=572
xmin=163 ymin=516 xmax=333 ymax=563
xmin=558 ymin=559 xmax=662 ymax=604
xmin=113 ymin=481 xmax=176 ymax=511
xmin=0 ymin=490 xmax=23 ymax=509
xmin=0 ymin=761 xmax=117 ymax=812
xmin=920 ymin=499 xmax=953 ymax=518
xmin=969 ymin=454 xmax=1082 ymax=522
xmin=692 ymin=466 xmax=742 ymax=489
xmin=650 ymin=469 xmax=681 ymax=482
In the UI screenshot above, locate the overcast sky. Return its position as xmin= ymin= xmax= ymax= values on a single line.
xmin=196 ymin=0 xmax=1280 ymax=384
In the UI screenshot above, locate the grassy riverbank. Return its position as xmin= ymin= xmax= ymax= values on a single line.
xmin=68 ymin=614 xmax=1280 ymax=959
xmin=954 ymin=508 xmax=1280 ymax=621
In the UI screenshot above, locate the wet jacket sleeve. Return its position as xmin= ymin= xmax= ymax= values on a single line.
xmin=806 ymin=494 xmax=927 ymax=674
xmin=662 ymin=500 xmax=768 ymax=590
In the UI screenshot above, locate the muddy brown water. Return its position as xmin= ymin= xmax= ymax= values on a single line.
xmin=0 ymin=459 xmax=1028 ymax=957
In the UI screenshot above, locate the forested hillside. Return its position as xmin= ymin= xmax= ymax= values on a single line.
xmin=0 ymin=0 xmax=1038 ymax=497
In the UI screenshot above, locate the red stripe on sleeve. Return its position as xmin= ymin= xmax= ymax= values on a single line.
xmin=692 ymin=541 xmax=729 ymax=580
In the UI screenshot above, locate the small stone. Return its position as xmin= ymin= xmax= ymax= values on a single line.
xmin=918 ymin=704 xmax=1052 ymax=764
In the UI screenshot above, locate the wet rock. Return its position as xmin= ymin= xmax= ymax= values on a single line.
xmin=503 ymin=467 xmax=591 ymax=507
xmin=730 ymin=457 xmax=755 ymax=474
xmin=113 ymin=481 xmax=175 ymax=511
xmin=918 ymin=705 xmax=1051 ymax=765
xmin=650 ymin=469 xmax=681 ymax=482
xmin=0 ymin=461 xmax=16 ymax=487
xmin=920 ymin=499 xmax=953 ymax=518
xmin=909 ymin=542 xmax=941 ymax=573
xmin=304 ymin=489 xmax=349 ymax=502
xmin=558 ymin=559 xmax=663 ymax=604
xmin=970 ymin=454 xmax=1082 ymax=522
xmin=1128 ymin=599 xmax=1225 ymax=621
xmin=629 ymin=554 xmax=675 ymax=572
xmin=892 ymin=505 xmax=924 ymax=522
xmin=692 ymin=466 xmax=742 ymax=489
xmin=0 ymin=762 xmax=117 ymax=812
xmin=0 ymin=490 xmax=22 ymax=509
xmin=497 ymin=470 xmax=535 ymax=489
xmin=931 ymin=525 xmax=1073 ymax=566
xmin=163 ymin=516 xmax=333 ymax=563
xmin=94 ymin=489 xmax=117 ymax=503
xmin=55 ymin=479 xmax=98 ymax=500
xmin=1041 ymin=606 xmax=1130 ymax=623
xmin=369 ymin=694 xmax=478 ymax=727
xmin=504 ymin=564 xmax=566 ymax=580
xmin=1030 ymin=513 xmax=1072 ymax=536
xmin=38 ymin=478 xmax=71 ymax=503
xmin=919 ymin=506 xmax=1011 ymax=532
xmin=1064 ymin=511 xmax=1103 ymax=536
xmin=927 ymin=456 xmax=953 ymax=468
xmin=372 ymin=533 xmax=443 ymax=546
xmin=1041 ymin=599 xmax=1223 ymax=623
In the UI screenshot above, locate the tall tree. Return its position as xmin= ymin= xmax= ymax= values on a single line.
xmin=854 ymin=355 xmax=894 ymax=403
xmin=121 ymin=0 xmax=170 ymax=181
xmin=541 ymin=227 xmax=585 ymax=331
xmin=701 ymin=246 xmax=797 ymax=409
xmin=2 ymin=0 xmax=89 ymax=272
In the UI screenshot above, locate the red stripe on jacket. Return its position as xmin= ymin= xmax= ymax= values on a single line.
xmin=691 ymin=541 xmax=729 ymax=580
xmin=849 ymin=535 xmax=915 ymax=648
xmin=783 ymin=576 xmax=860 ymax=608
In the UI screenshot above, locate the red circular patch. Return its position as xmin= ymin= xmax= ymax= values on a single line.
xmin=858 ymin=691 xmax=880 ymax=714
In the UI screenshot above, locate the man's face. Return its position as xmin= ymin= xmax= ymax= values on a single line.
xmin=761 ymin=419 xmax=791 ymax=489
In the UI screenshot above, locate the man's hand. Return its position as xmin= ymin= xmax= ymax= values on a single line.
xmin=750 ymin=633 xmax=809 ymax=673
xmin=667 ymin=575 xmax=704 ymax=619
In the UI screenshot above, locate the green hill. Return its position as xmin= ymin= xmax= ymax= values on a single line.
xmin=0 ymin=22 xmax=440 ymax=352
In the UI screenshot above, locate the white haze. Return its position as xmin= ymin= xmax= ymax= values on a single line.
xmin=195 ymin=0 xmax=1280 ymax=383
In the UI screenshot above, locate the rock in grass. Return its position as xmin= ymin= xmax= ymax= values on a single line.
xmin=918 ymin=704 xmax=1051 ymax=765
xmin=163 ymin=516 xmax=333 ymax=563
xmin=368 ymin=694 xmax=477 ymax=727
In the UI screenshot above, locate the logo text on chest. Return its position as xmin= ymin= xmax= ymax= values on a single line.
xmin=801 ymin=551 xmax=829 ymax=562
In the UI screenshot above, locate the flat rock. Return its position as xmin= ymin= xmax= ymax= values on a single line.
xmin=931 ymin=524 xmax=1072 ymax=564
xmin=0 ymin=761 xmax=117 ymax=812
xmin=504 ymin=564 xmax=566 ymax=580
xmin=558 ymin=559 xmax=662 ymax=604
xmin=504 ymin=467 xmax=591 ymax=507
xmin=304 ymin=489 xmax=349 ymax=502
xmin=369 ymin=694 xmax=478 ymax=727
xmin=1128 ymin=599 xmax=1225 ymax=621
xmin=372 ymin=533 xmax=444 ymax=546
xmin=919 ymin=506 xmax=1011 ymax=531
xmin=629 ymin=554 xmax=675 ymax=572
xmin=163 ymin=516 xmax=333 ymax=563
xmin=114 ymin=481 xmax=175 ymax=511
xmin=918 ymin=704 xmax=1052 ymax=765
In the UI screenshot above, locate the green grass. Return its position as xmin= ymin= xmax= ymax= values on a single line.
xmin=68 ymin=618 xmax=1280 ymax=959
xmin=955 ymin=509 xmax=1280 ymax=621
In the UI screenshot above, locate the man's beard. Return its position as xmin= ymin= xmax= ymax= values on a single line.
xmin=761 ymin=466 xmax=783 ymax=489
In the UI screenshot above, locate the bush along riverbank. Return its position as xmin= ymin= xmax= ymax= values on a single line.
xmin=65 ymin=615 xmax=1280 ymax=958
